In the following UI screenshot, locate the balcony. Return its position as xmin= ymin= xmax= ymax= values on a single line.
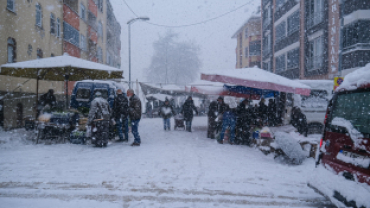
xmin=306 ymin=12 xmax=324 ymax=29
xmin=307 ymin=56 xmax=323 ymax=71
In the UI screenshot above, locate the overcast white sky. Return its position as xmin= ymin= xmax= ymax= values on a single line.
xmin=110 ymin=0 xmax=260 ymax=83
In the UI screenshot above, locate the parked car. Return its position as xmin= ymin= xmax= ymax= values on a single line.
xmin=295 ymin=80 xmax=333 ymax=134
xmin=308 ymin=66 xmax=370 ymax=208
xmin=70 ymin=80 xmax=126 ymax=114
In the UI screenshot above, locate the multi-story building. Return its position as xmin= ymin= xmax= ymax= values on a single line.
xmin=340 ymin=0 xmax=370 ymax=76
xmin=260 ymin=0 xmax=347 ymax=80
xmin=0 ymin=0 xmax=121 ymax=129
xmin=232 ymin=14 xmax=262 ymax=69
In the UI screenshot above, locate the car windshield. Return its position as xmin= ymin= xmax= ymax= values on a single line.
xmin=330 ymin=91 xmax=370 ymax=134
xmin=76 ymin=88 xmax=90 ymax=100
xmin=94 ymin=89 xmax=108 ymax=99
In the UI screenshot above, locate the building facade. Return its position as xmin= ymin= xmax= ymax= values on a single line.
xmin=340 ymin=0 xmax=370 ymax=76
xmin=232 ymin=15 xmax=262 ymax=69
xmin=0 ymin=0 xmax=122 ymax=129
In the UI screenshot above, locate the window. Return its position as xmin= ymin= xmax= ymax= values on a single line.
xmin=249 ymin=43 xmax=261 ymax=56
xmin=98 ymin=21 xmax=103 ymax=38
xmin=287 ymin=48 xmax=299 ymax=69
xmin=94 ymin=89 xmax=108 ymax=99
xmin=7 ymin=38 xmax=16 ymax=63
xmin=343 ymin=20 xmax=370 ymax=49
xmin=275 ymin=54 xmax=286 ymax=72
xmin=88 ymin=11 xmax=97 ymax=30
xmin=330 ymin=92 xmax=370 ymax=134
xmin=76 ymin=88 xmax=91 ymax=100
xmin=80 ymin=3 xmax=85 ymax=20
xmin=36 ymin=3 xmax=42 ymax=27
xmin=97 ymin=46 xmax=103 ymax=63
xmin=263 ymin=5 xmax=271 ymax=28
xmin=80 ymin=34 xmax=87 ymax=51
xmin=56 ymin=18 xmax=61 ymax=37
xmin=287 ymin=11 xmax=299 ymax=35
xmin=263 ymin=34 xmax=271 ymax=56
xmin=276 ymin=0 xmax=286 ymax=8
xmin=107 ymin=51 xmax=111 ymax=66
xmin=63 ymin=22 xmax=79 ymax=46
xmin=244 ymin=28 xmax=248 ymax=39
xmin=37 ymin=48 xmax=43 ymax=59
xmin=275 ymin=21 xmax=286 ymax=43
xmin=50 ymin=13 xmax=56 ymax=34
xmin=307 ymin=36 xmax=323 ymax=70
xmin=64 ymin=0 xmax=78 ymax=11
xmin=307 ymin=0 xmax=324 ymax=28
xmin=245 ymin=47 xmax=248 ymax=57
xmin=7 ymin=0 xmax=15 ymax=11
xmin=98 ymin=0 xmax=103 ymax=12
xmin=27 ymin=44 xmax=32 ymax=56
xmin=263 ymin=62 xmax=271 ymax=71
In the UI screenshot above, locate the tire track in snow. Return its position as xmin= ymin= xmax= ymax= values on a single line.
xmin=0 ymin=181 xmax=335 ymax=207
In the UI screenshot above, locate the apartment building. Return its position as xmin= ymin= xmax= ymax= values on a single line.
xmin=232 ymin=14 xmax=262 ymax=69
xmin=261 ymin=0 xmax=345 ymax=80
xmin=340 ymin=0 xmax=370 ymax=76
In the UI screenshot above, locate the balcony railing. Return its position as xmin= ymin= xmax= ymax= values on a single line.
xmin=307 ymin=56 xmax=323 ymax=71
xmin=306 ymin=12 xmax=324 ymax=28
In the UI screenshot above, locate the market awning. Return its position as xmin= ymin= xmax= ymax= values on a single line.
xmin=0 ymin=53 xmax=123 ymax=81
xmin=201 ymin=67 xmax=311 ymax=96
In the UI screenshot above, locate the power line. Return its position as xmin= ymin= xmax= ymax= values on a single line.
xmin=122 ymin=0 xmax=253 ymax=28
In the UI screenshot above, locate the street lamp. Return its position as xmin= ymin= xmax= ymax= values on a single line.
xmin=127 ymin=17 xmax=150 ymax=89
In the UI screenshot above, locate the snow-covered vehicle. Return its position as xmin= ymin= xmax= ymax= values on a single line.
xmin=296 ymin=80 xmax=333 ymax=134
xmin=308 ymin=65 xmax=370 ymax=208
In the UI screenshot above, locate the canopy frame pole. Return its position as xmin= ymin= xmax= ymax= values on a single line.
xmin=35 ymin=69 xmax=40 ymax=119
xmin=65 ymin=69 xmax=70 ymax=110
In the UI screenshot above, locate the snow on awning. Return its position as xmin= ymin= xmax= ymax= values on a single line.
xmin=201 ymin=67 xmax=311 ymax=96
xmin=0 ymin=53 xmax=123 ymax=81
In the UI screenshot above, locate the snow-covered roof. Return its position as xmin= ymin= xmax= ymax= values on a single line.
xmin=75 ymin=80 xmax=127 ymax=91
xmin=1 ymin=53 xmax=121 ymax=72
xmin=336 ymin=63 xmax=370 ymax=92
xmin=146 ymin=94 xmax=173 ymax=101
xmin=201 ymin=67 xmax=311 ymax=95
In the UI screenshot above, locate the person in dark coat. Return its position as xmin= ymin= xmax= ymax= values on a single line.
xmin=258 ymin=98 xmax=268 ymax=126
xmin=295 ymin=108 xmax=308 ymax=137
xmin=267 ymin=99 xmax=276 ymax=126
xmin=158 ymin=98 xmax=176 ymax=131
xmin=216 ymin=96 xmax=228 ymax=132
xmin=113 ymin=89 xmax=129 ymax=142
xmin=217 ymin=105 xmax=237 ymax=145
xmin=236 ymin=99 xmax=252 ymax=144
xmin=127 ymin=89 xmax=142 ymax=146
xmin=207 ymin=100 xmax=218 ymax=139
xmin=38 ymin=89 xmax=57 ymax=117
xmin=181 ymin=96 xmax=198 ymax=132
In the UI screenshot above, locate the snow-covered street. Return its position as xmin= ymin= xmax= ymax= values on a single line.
xmin=0 ymin=117 xmax=334 ymax=208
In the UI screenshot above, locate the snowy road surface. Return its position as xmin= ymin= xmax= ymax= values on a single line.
xmin=0 ymin=117 xmax=335 ymax=207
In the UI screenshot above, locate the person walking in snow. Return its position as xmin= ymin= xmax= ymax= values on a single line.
xmin=207 ymin=100 xmax=218 ymax=139
xmin=88 ymin=91 xmax=111 ymax=147
xmin=181 ymin=96 xmax=198 ymax=132
xmin=267 ymin=99 xmax=276 ymax=126
xmin=127 ymin=89 xmax=142 ymax=146
xmin=158 ymin=98 xmax=176 ymax=131
xmin=113 ymin=89 xmax=129 ymax=142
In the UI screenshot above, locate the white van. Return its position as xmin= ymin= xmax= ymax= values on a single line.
xmin=295 ymin=80 xmax=333 ymax=134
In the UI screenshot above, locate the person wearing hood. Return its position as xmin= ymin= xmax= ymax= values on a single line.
xmin=181 ymin=96 xmax=198 ymax=132
xmin=88 ymin=91 xmax=111 ymax=147
xmin=158 ymin=98 xmax=176 ymax=131
xmin=113 ymin=89 xmax=129 ymax=142
xmin=217 ymin=103 xmax=236 ymax=145
xmin=236 ymin=99 xmax=252 ymax=144
xmin=258 ymin=98 xmax=268 ymax=126
xmin=127 ymin=89 xmax=142 ymax=146
xmin=207 ymin=100 xmax=218 ymax=139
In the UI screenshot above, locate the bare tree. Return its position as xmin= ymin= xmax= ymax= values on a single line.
xmin=146 ymin=31 xmax=202 ymax=85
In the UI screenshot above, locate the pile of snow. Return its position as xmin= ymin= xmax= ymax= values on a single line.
xmin=308 ymin=164 xmax=370 ymax=208
xmin=274 ymin=132 xmax=308 ymax=164
xmin=336 ymin=63 xmax=370 ymax=92
xmin=331 ymin=117 xmax=364 ymax=148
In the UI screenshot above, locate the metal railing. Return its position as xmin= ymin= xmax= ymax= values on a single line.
xmin=306 ymin=12 xmax=324 ymax=28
